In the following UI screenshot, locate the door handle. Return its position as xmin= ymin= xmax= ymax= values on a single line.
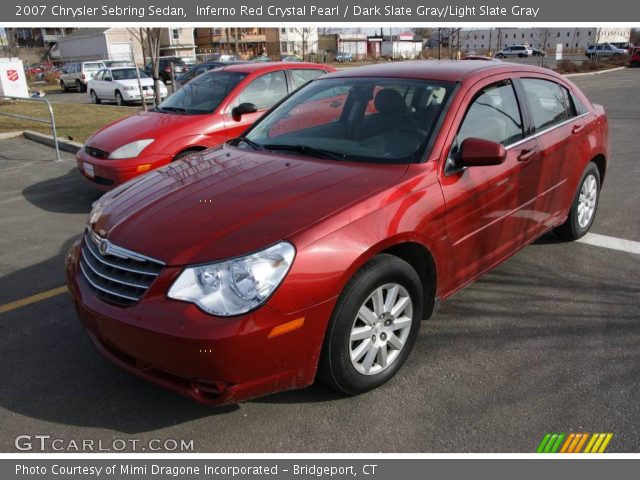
xmin=517 ymin=148 xmax=538 ymax=162
xmin=571 ymin=124 xmax=585 ymax=134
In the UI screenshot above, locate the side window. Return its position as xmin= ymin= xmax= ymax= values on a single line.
xmin=289 ymin=69 xmax=326 ymax=89
xmin=570 ymin=92 xmax=589 ymax=115
xmin=521 ymin=78 xmax=571 ymax=130
xmin=457 ymin=81 xmax=524 ymax=147
xmin=94 ymin=70 xmax=104 ymax=81
xmin=446 ymin=81 xmax=523 ymax=173
xmin=234 ymin=71 xmax=288 ymax=110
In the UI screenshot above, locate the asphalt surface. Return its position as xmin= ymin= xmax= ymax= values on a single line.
xmin=0 ymin=68 xmax=638 ymax=453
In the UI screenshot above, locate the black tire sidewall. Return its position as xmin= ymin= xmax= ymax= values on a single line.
xmin=115 ymin=92 xmax=124 ymax=105
xmin=322 ymin=255 xmax=424 ymax=395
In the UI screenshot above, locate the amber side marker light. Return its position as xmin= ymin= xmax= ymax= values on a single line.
xmin=136 ymin=164 xmax=152 ymax=173
xmin=268 ymin=317 xmax=305 ymax=339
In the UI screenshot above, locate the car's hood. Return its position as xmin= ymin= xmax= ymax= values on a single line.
xmin=85 ymin=110 xmax=208 ymax=153
xmin=89 ymin=145 xmax=408 ymax=265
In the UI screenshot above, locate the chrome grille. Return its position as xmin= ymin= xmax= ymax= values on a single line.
xmin=79 ymin=229 xmax=164 ymax=306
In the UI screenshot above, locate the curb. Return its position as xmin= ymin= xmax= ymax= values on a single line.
xmin=564 ymin=66 xmax=627 ymax=78
xmin=22 ymin=130 xmax=82 ymax=154
xmin=0 ymin=131 xmax=24 ymax=140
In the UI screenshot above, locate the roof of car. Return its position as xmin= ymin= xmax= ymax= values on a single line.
xmin=324 ymin=60 xmax=557 ymax=82
xmin=219 ymin=62 xmax=330 ymax=74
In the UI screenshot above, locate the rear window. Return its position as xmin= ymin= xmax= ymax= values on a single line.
xmin=84 ymin=63 xmax=103 ymax=71
xmin=111 ymin=68 xmax=149 ymax=80
xmin=521 ymin=78 xmax=573 ymax=130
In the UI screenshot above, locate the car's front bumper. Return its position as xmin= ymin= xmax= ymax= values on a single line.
xmin=65 ymin=238 xmax=335 ymax=405
xmin=76 ymin=148 xmax=173 ymax=190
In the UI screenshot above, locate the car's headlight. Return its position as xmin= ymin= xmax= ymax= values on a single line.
xmin=123 ymin=85 xmax=138 ymax=91
xmin=167 ymin=242 xmax=295 ymax=316
xmin=109 ymin=139 xmax=154 ymax=159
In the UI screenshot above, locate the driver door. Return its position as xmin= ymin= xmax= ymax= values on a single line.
xmin=438 ymin=78 xmax=540 ymax=293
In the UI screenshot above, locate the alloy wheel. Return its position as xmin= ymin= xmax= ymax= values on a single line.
xmin=577 ymin=173 xmax=598 ymax=228
xmin=349 ymin=283 xmax=413 ymax=375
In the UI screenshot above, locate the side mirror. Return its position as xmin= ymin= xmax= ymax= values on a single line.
xmin=231 ymin=102 xmax=258 ymax=120
xmin=459 ymin=137 xmax=507 ymax=167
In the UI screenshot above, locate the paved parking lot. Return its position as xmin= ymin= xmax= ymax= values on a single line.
xmin=0 ymin=68 xmax=638 ymax=453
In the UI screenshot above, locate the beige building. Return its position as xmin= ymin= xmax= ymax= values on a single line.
xmin=195 ymin=28 xmax=270 ymax=58
xmin=55 ymin=28 xmax=195 ymax=64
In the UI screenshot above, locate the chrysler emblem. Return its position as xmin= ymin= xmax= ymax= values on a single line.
xmin=99 ymin=239 xmax=109 ymax=255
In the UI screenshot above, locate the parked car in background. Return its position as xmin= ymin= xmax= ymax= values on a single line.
xmin=585 ymin=43 xmax=627 ymax=59
xmin=60 ymin=61 xmax=107 ymax=92
xmin=44 ymin=67 xmax=63 ymax=83
xmin=145 ymin=57 xmax=187 ymax=84
xmin=174 ymin=60 xmax=250 ymax=88
xmin=495 ymin=45 xmax=532 ymax=58
xmin=281 ymin=55 xmax=303 ymax=62
xmin=76 ymin=62 xmax=335 ymax=189
xmin=26 ymin=64 xmax=43 ymax=79
xmin=630 ymin=47 xmax=640 ymax=67
xmin=531 ymin=47 xmax=545 ymax=56
xmin=335 ymin=52 xmax=354 ymax=62
xmin=610 ymin=42 xmax=633 ymax=53
xmin=251 ymin=55 xmax=271 ymax=62
xmin=67 ymin=60 xmax=608 ymax=405
xmin=88 ymin=66 xmax=168 ymax=106
xmin=182 ymin=57 xmax=198 ymax=69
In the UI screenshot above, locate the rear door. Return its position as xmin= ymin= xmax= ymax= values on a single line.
xmin=518 ymin=76 xmax=590 ymax=233
xmin=438 ymin=76 xmax=540 ymax=292
xmin=222 ymin=70 xmax=289 ymax=140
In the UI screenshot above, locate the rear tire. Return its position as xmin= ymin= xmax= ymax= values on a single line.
xmin=554 ymin=162 xmax=601 ymax=240
xmin=318 ymin=254 xmax=424 ymax=395
xmin=75 ymin=79 xmax=85 ymax=92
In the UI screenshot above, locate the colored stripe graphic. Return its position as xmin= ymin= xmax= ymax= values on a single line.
xmin=537 ymin=433 xmax=613 ymax=453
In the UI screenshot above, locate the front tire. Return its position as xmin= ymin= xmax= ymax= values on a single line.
xmin=318 ymin=254 xmax=424 ymax=395
xmin=115 ymin=91 xmax=125 ymax=106
xmin=554 ymin=162 xmax=601 ymax=240
xmin=90 ymin=90 xmax=101 ymax=104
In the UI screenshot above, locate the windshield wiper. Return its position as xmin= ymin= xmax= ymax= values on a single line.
xmin=228 ymin=137 xmax=264 ymax=151
xmin=156 ymin=106 xmax=187 ymax=113
xmin=262 ymin=144 xmax=346 ymax=161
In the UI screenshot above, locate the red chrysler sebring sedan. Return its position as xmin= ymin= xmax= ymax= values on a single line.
xmin=66 ymin=61 xmax=608 ymax=404
xmin=76 ymin=62 xmax=334 ymax=189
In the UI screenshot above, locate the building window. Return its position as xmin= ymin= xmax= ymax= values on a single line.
xmin=281 ymin=28 xmax=286 ymax=34
xmin=576 ymin=32 xmax=580 ymax=37
xmin=280 ymin=41 xmax=287 ymax=52
xmin=522 ymin=33 xmax=525 ymax=38
xmin=513 ymin=34 xmax=516 ymax=38
xmin=557 ymin=32 xmax=561 ymax=37
xmin=588 ymin=31 xmax=592 ymax=36
xmin=566 ymin=43 xmax=569 ymax=48
xmin=172 ymin=28 xmax=180 ymax=40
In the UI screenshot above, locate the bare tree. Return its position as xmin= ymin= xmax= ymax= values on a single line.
xmin=1 ymin=29 xmax=20 ymax=58
xmin=129 ymin=28 xmax=163 ymax=105
xmin=535 ymin=28 xmax=552 ymax=67
xmin=291 ymin=28 xmax=317 ymax=60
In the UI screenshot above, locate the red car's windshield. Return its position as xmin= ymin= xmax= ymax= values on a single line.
xmin=244 ymin=77 xmax=455 ymax=163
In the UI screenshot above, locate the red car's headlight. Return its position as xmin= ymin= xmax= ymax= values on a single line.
xmin=167 ymin=242 xmax=296 ymax=316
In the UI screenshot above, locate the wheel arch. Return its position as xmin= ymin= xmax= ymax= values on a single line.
xmin=381 ymin=242 xmax=438 ymax=320
xmin=591 ymin=153 xmax=607 ymax=186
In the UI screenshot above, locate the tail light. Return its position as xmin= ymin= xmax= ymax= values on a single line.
xmin=81 ymin=73 xmax=86 ymax=80
xmin=164 ymin=67 xmax=171 ymax=73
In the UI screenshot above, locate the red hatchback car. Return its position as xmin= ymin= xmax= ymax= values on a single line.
xmin=66 ymin=61 xmax=608 ymax=404
xmin=76 ymin=62 xmax=334 ymax=189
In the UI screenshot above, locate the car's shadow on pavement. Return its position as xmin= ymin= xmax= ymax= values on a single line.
xmin=22 ymin=167 xmax=103 ymax=214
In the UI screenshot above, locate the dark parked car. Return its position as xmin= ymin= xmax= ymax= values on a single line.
xmin=146 ymin=57 xmax=187 ymax=83
xmin=68 ymin=61 xmax=608 ymax=405
xmin=174 ymin=60 xmax=250 ymax=88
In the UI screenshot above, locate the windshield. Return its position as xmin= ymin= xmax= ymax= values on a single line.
xmin=243 ymin=77 xmax=454 ymax=163
xmin=157 ymin=70 xmax=247 ymax=114
xmin=112 ymin=68 xmax=149 ymax=80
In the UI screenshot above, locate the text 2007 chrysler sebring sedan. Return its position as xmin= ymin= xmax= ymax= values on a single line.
xmin=66 ymin=61 xmax=608 ymax=404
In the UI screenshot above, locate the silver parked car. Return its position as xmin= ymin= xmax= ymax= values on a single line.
xmin=60 ymin=61 xmax=107 ymax=92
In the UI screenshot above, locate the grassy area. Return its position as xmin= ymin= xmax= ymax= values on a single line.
xmin=0 ymin=101 xmax=137 ymax=144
